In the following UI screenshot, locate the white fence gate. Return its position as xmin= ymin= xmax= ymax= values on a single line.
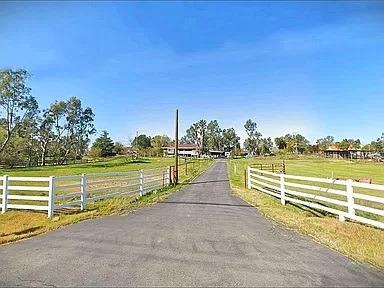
xmin=1 ymin=167 xmax=170 ymax=218
xmin=247 ymin=167 xmax=384 ymax=229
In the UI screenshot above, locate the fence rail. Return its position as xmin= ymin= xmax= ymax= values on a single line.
xmin=1 ymin=167 xmax=171 ymax=218
xmin=247 ymin=167 xmax=384 ymax=229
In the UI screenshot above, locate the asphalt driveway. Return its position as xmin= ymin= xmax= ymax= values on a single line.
xmin=0 ymin=160 xmax=383 ymax=286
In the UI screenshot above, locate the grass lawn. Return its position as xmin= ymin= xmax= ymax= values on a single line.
xmin=0 ymin=156 xmax=177 ymax=176
xmin=228 ymin=156 xmax=384 ymax=269
xmin=0 ymin=157 xmax=213 ymax=245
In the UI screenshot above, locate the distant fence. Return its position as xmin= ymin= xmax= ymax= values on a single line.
xmin=1 ymin=167 xmax=170 ymax=218
xmin=250 ymin=161 xmax=286 ymax=174
xmin=247 ymin=167 xmax=384 ymax=229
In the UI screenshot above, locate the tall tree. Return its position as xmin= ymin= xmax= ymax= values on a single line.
xmin=151 ymin=135 xmax=171 ymax=156
xmin=92 ymin=130 xmax=115 ymax=157
xmin=132 ymin=134 xmax=151 ymax=149
xmin=184 ymin=120 xmax=207 ymax=156
xmin=335 ymin=138 xmax=361 ymax=150
xmin=316 ymin=136 xmax=335 ymax=150
xmin=114 ymin=142 xmax=127 ymax=155
xmin=206 ymin=120 xmax=222 ymax=150
xmin=63 ymin=97 xmax=95 ymax=163
xmin=259 ymin=137 xmax=273 ymax=155
xmin=0 ymin=69 xmax=38 ymax=154
xmin=244 ymin=119 xmax=262 ymax=155
xmin=274 ymin=136 xmax=287 ymax=150
xmin=222 ymin=128 xmax=240 ymax=152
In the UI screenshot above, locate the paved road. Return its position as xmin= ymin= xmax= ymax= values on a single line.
xmin=1 ymin=160 xmax=383 ymax=287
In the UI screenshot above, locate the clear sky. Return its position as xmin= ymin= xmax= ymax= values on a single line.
xmin=1 ymin=1 xmax=383 ymax=145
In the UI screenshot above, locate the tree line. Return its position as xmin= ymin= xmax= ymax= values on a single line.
xmin=88 ymin=132 xmax=172 ymax=158
xmin=0 ymin=69 xmax=95 ymax=166
xmin=2 ymin=69 xmax=383 ymax=167
xmin=180 ymin=119 xmax=241 ymax=156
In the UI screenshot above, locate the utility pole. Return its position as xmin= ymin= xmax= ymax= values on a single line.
xmin=175 ymin=109 xmax=179 ymax=184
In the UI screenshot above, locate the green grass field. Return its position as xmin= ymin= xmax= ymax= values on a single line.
xmin=231 ymin=156 xmax=384 ymax=184
xmin=0 ymin=156 xmax=213 ymax=245
xmin=228 ymin=156 xmax=384 ymax=268
xmin=0 ymin=156 xmax=177 ymax=177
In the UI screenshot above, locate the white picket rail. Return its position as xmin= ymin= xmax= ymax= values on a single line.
xmin=1 ymin=167 xmax=171 ymax=218
xmin=247 ymin=167 xmax=384 ymax=229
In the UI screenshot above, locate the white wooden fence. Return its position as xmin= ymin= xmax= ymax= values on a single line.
xmin=247 ymin=167 xmax=384 ymax=229
xmin=1 ymin=167 xmax=170 ymax=218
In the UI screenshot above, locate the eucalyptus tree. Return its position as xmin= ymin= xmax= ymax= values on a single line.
xmin=0 ymin=69 xmax=38 ymax=154
xmin=38 ymin=97 xmax=95 ymax=165
xmin=206 ymin=120 xmax=222 ymax=150
xmin=185 ymin=120 xmax=207 ymax=156
xmin=222 ymin=128 xmax=240 ymax=152
xmin=61 ymin=97 xmax=95 ymax=163
xmin=244 ymin=119 xmax=262 ymax=155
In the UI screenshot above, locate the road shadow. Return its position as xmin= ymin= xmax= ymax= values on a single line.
xmin=160 ymin=201 xmax=252 ymax=208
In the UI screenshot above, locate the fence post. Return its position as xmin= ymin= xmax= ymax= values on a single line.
xmin=2 ymin=175 xmax=9 ymax=213
xmin=80 ymin=174 xmax=87 ymax=211
xmin=48 ymin=176 xmax=55 ymax=218
xmin=139 ymin=170 xmax=144 ymax=196
xmin=185 ymin=161 xmax=188 ymax=175
xmin=280 ymin=173 xmax=286 ymax=205
xmin=247 ymin=167 xmax=251 ymax=189
xmin=346 ymin=179 xmax=355 ymax=218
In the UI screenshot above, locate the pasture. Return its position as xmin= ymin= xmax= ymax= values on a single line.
xmin=228 ymin=156 xmax=384 ymax=268
xmin=0 ymin=156 xmax=176 ymax=177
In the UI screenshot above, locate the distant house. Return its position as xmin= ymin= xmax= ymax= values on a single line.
xmin=208 ymin=150 xmax=225 ymax=158
xmin=163 ymin=144 xmax=198 ymax=157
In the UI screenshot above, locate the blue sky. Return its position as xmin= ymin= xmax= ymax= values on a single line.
xmin=1 ymin=1 xmax=383 ymax=145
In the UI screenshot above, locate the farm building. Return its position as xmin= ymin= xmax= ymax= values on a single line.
xmin=323 ymin=145 xmax=371 ymax=159
xmin=163 ymin=144 xmax=198 ymax=157
xmin=208 ymin=150 xmax=225 ymax=158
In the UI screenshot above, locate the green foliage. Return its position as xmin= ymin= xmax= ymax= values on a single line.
xmin=335 ymin=138 xmax=361 ymax=150
xmin=0 ymin=69 xmax=38 ymax=154
xmin=0 ymin=69 xmax=96 ymax=167
xmin=151 ymin=135 xmax=171 ymax=156
xmin=183 ymin=119 xmax=240 ymax=155
xmin=92 ymin=130 xmax=115 ymax=157
xmin=184 ymin=120 xmax=207 ymax=155
xmin=132 ymin=134 xmax=151 ymax=149
xmin=114 ymin=142 xmax=127 ymax=155
xmin=273 ymin=133 xmax=310 ymax=154
xmin=88 ymin=146 xmax=102 ymax=159
xmin=222 ymin=128 xmax=240 ymax=152
xmin=206 ymin=120 xmax=222 ymax=150
xmin=316 ymin=136 xmax=335 ymax=150
xmin=243 ymin=119 xmax=264 ymax=155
